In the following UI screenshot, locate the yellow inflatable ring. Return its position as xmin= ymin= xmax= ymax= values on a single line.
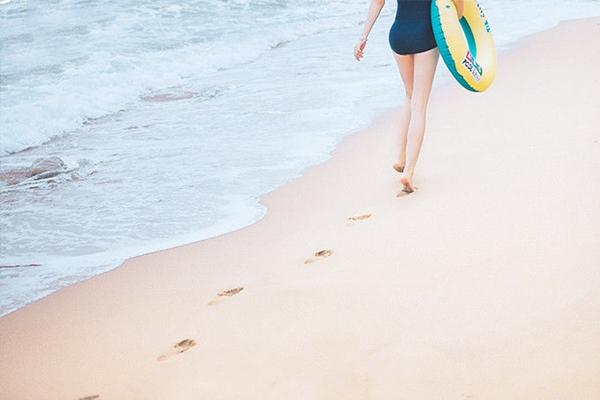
xmin=431 ymin=0 xmax=497 ymax=92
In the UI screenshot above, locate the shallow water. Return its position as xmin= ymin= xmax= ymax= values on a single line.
xmin=1 ymin=0 xmax=599 ymax=316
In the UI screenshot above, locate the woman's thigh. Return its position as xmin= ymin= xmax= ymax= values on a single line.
xmin=392 ymin=53 xmax=414 ymax=99
xmin=411 ymin=48 xmax=440 ymax=111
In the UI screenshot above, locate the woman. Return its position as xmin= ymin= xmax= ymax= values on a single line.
xmin=354 ymin=0 xmax=463 ymax=193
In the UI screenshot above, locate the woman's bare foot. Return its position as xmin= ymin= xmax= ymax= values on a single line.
xmin=400 ymin=172 xmax=415 ymax=193
xmin=392 ymin=162 xmax=405 ymax=173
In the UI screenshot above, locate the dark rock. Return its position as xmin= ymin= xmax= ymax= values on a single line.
xmin=141 ymin=92 xmax=195 ymax=102
xmin=33 ymin=170 xmax=64 ymax=180
xmin=0 ymin=264 xmax=41 ymax=269
xmin=30 ymin=156 xmax=65 ymax=176
xmin=0 ymin=156 xmax=66 ymax=185
xmin=0 ymin=168 xmax=33 ymax=185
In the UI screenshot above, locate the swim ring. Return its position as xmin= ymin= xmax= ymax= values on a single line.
xmin=431 ymin=0 xmax=497 ymax=92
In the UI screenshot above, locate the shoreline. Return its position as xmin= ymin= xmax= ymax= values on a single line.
xmin=0 ymin=12 xmax=597 ymax=318
xmin=1 ymin=17 xmax=600 ymax=399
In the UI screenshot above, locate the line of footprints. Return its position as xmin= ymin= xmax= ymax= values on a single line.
xmin=78 ymin=213 xmax=372 ymax=400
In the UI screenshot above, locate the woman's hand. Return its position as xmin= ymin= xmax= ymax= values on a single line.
xmin=354 ymin=37 xmax=368 ymax=61
xmin=452 ymin=0 xmax=464 ymax=18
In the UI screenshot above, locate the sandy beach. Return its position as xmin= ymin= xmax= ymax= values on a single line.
xmin=1 ymin=17 xmax=600 ymax=399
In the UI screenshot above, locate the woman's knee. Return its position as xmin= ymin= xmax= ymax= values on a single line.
xmin=409 ymin=96 xmax=429 ymax=113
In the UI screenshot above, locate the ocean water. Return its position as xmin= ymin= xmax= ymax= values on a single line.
xmin=1 ymin=0 xmax=599 ymax=316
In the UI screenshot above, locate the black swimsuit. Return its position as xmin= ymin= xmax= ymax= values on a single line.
xmin=389 ymin=0 xmax=437 ymax=55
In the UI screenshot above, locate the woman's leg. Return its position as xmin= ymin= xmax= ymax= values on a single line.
xmin=400 ymin=47 xmax=439 ymax=192
xmin=391 ymin=53 xmax=414 ymax=172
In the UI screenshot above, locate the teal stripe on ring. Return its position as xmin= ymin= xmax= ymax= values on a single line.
xmin=460 ymin=17 xmax=477 ymax=58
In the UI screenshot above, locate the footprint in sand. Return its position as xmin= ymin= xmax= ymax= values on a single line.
xmin=78 ymin=395 xmax=99 ymax=400
xmin=347 ymin=213 xmax=372 ymax=223
xmin=304 ymin=249 xmax=334 ymax=264
xmin=157 ymin=339 xmax=197 ymax=361
xmin=396 ymin=186 xmax=418 ymax=197
xmin=208 ymin=287 xmax=244 ymax=305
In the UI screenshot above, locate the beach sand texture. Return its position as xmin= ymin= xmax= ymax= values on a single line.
xmin=1 ymin=18 xmax=599 ymax=400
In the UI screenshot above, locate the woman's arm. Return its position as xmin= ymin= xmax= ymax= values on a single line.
xmin=452 ymin=0 xmax=464 ymax=18
xmin=361 ymin=0 xmax=385 ymax=40
xmin=354 ymin=0 xmax=385 ymax=61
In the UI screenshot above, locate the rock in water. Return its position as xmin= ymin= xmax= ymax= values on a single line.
xmin=0 ymin=168 xmax=32 ymax=185
xmin=30 ymin=157 xmax=65 ymax=176
xmin=0 ymin=157 xmax=66 ymax=185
